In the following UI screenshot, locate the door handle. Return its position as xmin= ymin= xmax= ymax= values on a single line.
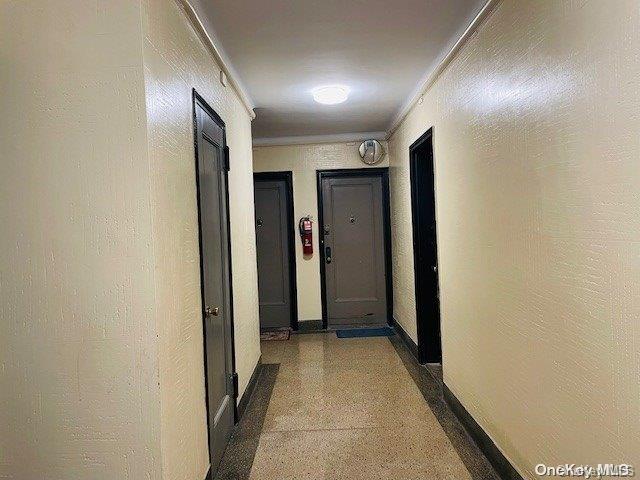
xmin=432 ymin=265 xmax=437 ymax=273
xmin=205 ymin=306 xmax=219 ymax=317
xmin=325 ymin=246 xmax=332 ymax=264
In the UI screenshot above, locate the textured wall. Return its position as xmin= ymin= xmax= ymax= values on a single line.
xmin=0 ymin=1 xmax=161 ymax=479
xmin=253 ymin=143 xmax=388 ymax=321
xmin=0 ymin=1 xmax=260 ymax=479
xmin=388 ymin=0 xmax=640 ymax=476
xmin=142 ymin=1 xmax=261 ymax=479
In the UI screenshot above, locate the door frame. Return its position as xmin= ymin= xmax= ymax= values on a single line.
xmin=191 ymin=90 xmax=238 ymax=457
xmin=253 ymin=171 xmax=299 ymax=331
xmin=409 ymin=127 xmax=442 ymax=364
xmin=316 ymin=168 xmax=393 ymax=329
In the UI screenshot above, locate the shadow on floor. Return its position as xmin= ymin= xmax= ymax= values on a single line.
xmin=388 ymin=335 xmax=499 ymax=480
xmin=215 ymin=364 xmax=279 ymax=480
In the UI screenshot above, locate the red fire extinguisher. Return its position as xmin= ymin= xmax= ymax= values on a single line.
xmin=299 ymin=216 xmax=313 ymax=255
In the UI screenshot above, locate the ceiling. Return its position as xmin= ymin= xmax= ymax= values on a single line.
xmin=192 ymin=0 xmax=487 ymax=142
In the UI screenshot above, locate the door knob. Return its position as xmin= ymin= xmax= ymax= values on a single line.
xmin=205 ymin=306 xmax=219 ymax=317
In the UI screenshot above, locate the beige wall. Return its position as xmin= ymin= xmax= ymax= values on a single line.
xmin=1 ymin=1 xmax=260 ymax=479
xmin=0 ymin=1 xmax=161 ymax=479
xmin=388 ymin=0 xmax=640 ymax=476
xmin=142 ymin=0 xmax=260 ymax=478
xmin=253 ymin=143 xmax=388 ymax=321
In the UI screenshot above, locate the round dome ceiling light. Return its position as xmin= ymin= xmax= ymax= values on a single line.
xmin=312 ymin=85 xmax=349 ymax=105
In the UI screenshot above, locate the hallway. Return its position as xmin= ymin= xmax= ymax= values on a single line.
xmin=216 ymin=333 xmax=499 ymax=479
xmin=2 ymin=0 xmax=639 ymax=478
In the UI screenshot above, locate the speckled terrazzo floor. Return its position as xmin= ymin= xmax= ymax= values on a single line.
xmin=215 ymin=332 xmax=499 ymax=480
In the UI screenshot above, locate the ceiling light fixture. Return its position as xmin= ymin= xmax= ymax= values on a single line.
xmin=312 ymin=85 xmax=349 ymax=105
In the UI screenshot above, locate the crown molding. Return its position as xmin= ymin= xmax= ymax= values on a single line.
xmin=178 ymin=0 xmax=499 ymax=139
xmin=386 ymin=0 xmax=500 ymax=138
xmin=253 ymin=132 xmax=387 ymax=147
xmin=177 ymin=0 xmax=256 ymax=120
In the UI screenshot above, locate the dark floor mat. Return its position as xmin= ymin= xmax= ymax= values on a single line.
xmin=335 ymin=327 xmax=395 ymax=338
xmin=260 ymin=330 xmax=290 ymax=341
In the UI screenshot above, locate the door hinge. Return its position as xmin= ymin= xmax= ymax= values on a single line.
xmin=228 ymin=372 xmax=239 ymax=398
xmin=223 ymin=145 xmax=230 ymax=171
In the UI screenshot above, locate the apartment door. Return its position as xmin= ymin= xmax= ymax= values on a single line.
xmin=409 ymin=128 xmax=441 ymax=363
xmin=254 ymin=172 xmax=298 ymax=330
xmin=318 ymin=169 xmax=392 ymax=328
xmin=193 ymin=92 xmax=235 ymax=474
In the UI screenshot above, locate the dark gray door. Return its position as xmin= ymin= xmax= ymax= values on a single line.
xmin=254 ymin=178 xmax=292 ymax=329
xmin=194 ymin=97 xmax=234 ymax=474
xmin=321 ymin=175 xmax=387 ymax=326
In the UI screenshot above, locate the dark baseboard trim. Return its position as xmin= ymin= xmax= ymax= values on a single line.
xmin=297 ymin=319 xmax=323 ymax=330
xmin=237 ymin=356 xmax=262 ymax=420
xmin=390 ymin=317 xmax=420 ymax=362
xmin=295 ymin=319 xmax=324 ymax=334
xmin=443 ymin=384 xmax=524 ymax=480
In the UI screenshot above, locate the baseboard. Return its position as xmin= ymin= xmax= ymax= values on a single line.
xmin=390 ymin=317 xmax=420 ymax=362
xmin=237 ymin=356 xmax=262 ymax=420
xmin=443 ymin=384 xmax=524 ymax=480
xmin=295 ymin=319 xmax=324 ymax=333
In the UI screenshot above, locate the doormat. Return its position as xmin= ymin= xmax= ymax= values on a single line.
xmin=335 ymin=327 xmax=395 ymax=338
xmin=260 ymin=330 xmax=291 ymax=341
